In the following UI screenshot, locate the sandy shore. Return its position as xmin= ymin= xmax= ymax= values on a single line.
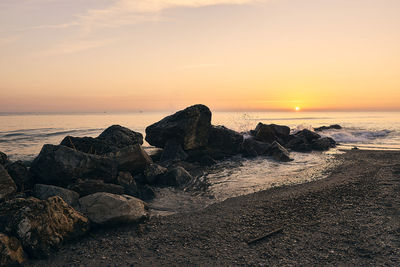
xmin=29 ymin=150 xmax=400 ymax=266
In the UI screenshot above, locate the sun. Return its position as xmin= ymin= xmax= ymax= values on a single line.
xmin=295 ymin=106 xmax=300 ymax=111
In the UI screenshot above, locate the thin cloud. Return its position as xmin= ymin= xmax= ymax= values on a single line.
xmin=36 ymin=39 xmax=115 ymax=57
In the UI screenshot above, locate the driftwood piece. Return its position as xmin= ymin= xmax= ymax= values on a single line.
xmin=247 ymin=227 xmax=283 ymax=245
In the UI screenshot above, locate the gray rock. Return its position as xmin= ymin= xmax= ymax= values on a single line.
xmin=145 ymin=104 xmax=212 ymax=150
xmin=0 ymin=233 xmax=26 ymax=266
xmin=78 ymin=192 xmax=148 ymax=225
xmin=6 ymin=161 xmax=32 ymax=191
xmin=34 ymin=184 xmax=79 ymax=206
xmin=144 ymin=164 xmax=168 ymax=184
xmin=69 ymin=179 xmax=124 ymax=197
xmin=0 ymin=165 xmax=17 ymax=201
xmin=30 ymin=144 xmax=118 ymax=187
xmin=0 ymin=196 xmax=89 ymax=258
xmin=268 ymin=141 xmax=293 ymax=162
xmin=111 ymin=144 xmax=152 ymax=173
xmin=253 ymin=123 xmax=290 ymax=144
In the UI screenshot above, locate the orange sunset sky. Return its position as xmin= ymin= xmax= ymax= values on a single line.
xmin=1 ymin=0 xmax=399 ymax=112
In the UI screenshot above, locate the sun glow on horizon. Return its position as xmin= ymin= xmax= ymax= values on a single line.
xmin=295 ymin=107 xmax=300 ymax=111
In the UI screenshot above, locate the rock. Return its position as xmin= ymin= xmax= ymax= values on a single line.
xmin=160 ymin=139 xmax=188 ymax=162
xmin=253 ymin=123 xmax=290 ymax=144
xmin=158 ymin=167 xmax=192 ymax=187
xmin=111 ymin=144 xmax=152 ymax=173
xmin=0 ymin=197 xmax=89 ymax=258
xmin=295 ymin=129 xmax=321 ymax=142
xmin=285 ymin=136 xmax=312 ymax=152
xmin=144 ymin=164 xmax=168 ymax=184
xmin=206 ymin=126 xmax=243 ymax=156
xmin=0 ymin=233 xmax=26 ymax=266
xmin=30 ymin=144 xmax=118 ymax=187
xmin=134 ymin=184 xmax=155 ymax=201
xmin=268 ymin=141 xmax=293 ymax=162
xmin=78 ymin=192 xmax=148 ymax=225
xmin=241 ymin=137 xmax=270 ymax=157
xmin=0 ymin=152 xmax=8 ymax=166
xmin=6 ymin=161 xmax=32 ymax=192
xmin=33 ymin=184 xmax=79 ymax=207
xmin=311 ymin=137 xmax=336 ymax=151
xmin=60 ymin=125 xmax=143 ymax=155
xmin=69 ymin=179 xmax=124 ymax=197
xmin=314 ymin=124 xmax=342 ymax=131
xmin=0 ymin=165 xmax=17 ymax=201
xmin=116 ymin=172 xmax=141 ymax=197
xmin=145 ymin=104 xmax=212 ymax=150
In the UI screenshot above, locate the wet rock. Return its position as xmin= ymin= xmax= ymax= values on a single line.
xmin=145 ymin=104 xmax=212 ymax=150
xmin=116 ymin=172 xmax=139 ymax=196
xmin=6 ymin=161 xmax=32 ymax=192
xmin=33 ymin=184 xmax=79 ymax=206
xmin=78 ymin=192 xmax=148 ymax=226
xmin=285 ymin=136 xmax=312 ymax=152
xmin=144 ymin=164 xmax=168 ymax=184
xmin=111 ymin=144 xmax=152 ymax=173
xmin=241 ymin=137 xmax=270 ymax=157
xmin=69 ymin=179 xmax=124 ymax=197
xmin=60 ymin=125 xmax=143 ymax=155
xmin=0 ymin=233 xmax=26 ymax=266
xmin=311 ymin=137 xmax=336 ymax=151
xmin=30 ymin=144 xmax=118 ymax=187
xmin=0 ymin=196 xmax=89 ymax=258
xmin=268 ymin=141 xmax=293 ymax=162
xmin=314 ymin=124 xmax=342 ymax=131
xmin=158 ymin=167 xmax=193 ymax=187
xmin=135 ymin=185 xmax=155 ymax=201
xmin=160 ymin=139 xmax=188 ymax=162
xmin=0 ymin=152 xmax=8 ymax=166
xmin=0 ymin=165 xmax=17 ymax=201
xmin=207 ymin=126 xmax=243 ymax=156
xmin=295 ymin=129 xmax=321 ymax=142
xmin=253 ymin=123 xmax=290 ymax=144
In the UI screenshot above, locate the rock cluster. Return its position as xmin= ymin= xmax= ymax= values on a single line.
xmin=0 ymin=106 xmax=339 ymax=264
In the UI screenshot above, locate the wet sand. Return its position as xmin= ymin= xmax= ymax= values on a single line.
xmin=29 ymin=150 xmax=400 ymax=266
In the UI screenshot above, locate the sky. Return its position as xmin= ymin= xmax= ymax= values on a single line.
xmin=0 ymin=0 xmax=400 ymax=112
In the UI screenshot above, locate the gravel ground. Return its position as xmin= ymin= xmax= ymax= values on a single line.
xmin=28 ymin=150 xmax=400 ymax=266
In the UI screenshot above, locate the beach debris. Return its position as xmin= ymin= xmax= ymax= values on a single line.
xmin=146 ymin=104 xmax=212 ymax=150
xmin=78 ymin=192 xmax=148 ymax=226
xmin=0 ymin=233 xmax=26 ymax=266
xmin=247 ymin=227 xmax=284 ymax=245
xmin=0 ymin=196 xmax=89 ymax=258
xmin=34 ymin=184 xmax=80 ymax=207
xmin=0 ymin=165 xmax=17 ymax=201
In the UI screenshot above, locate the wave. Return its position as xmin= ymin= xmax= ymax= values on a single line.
xmin=322 ymin=129 xmax=392 ymax=143
xmin=250 ymin=117 xmax=333 ymax=121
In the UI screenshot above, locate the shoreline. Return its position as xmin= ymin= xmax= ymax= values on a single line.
xmin=29 ymin=149 xmax=400 ymax=266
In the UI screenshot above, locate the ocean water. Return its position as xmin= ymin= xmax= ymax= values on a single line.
xmin=0 ymin=111 xmax=399 ymax=214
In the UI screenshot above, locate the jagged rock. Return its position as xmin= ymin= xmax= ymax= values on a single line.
xmin=30 ymin=144 xmax=118 ymax=187
xmin=33 ymin=184 xmax=79 ymax=206
xmin=111 ymin=144 xmax=152 ymax=173
xmin=69 ymin=179 xmax=124 ymax=197
xmin=144 ymin=164 xmax=168 ymax=184
xmin=0 ymin=165 xmax=17 ymax=201
xmin=314 ymin=124 xmax=342 ymax=131
xmin=116 ymin=172 xmax=140 ymax=197
xmin=158 ymin=167 xmax=192 ymax=187
xmin=0 ymin=152 xmax=8 ymax=166
xmin=285 ymin=136 xmax=312 ymax=152
xmin=6 ymin=161 xmax=32 ymax=192
xmin=145 ymin=104 xmax=212 ymax=150
xmin=160 ymin=139 xmax=188 ymax=162
xmin=0 ymin=196 xmax=89 ymax=258
xmin=60 ymin=125 xmax=143 ymax=155
xmin=311 ymin=137 xmax=336 ymax=151
xmin=253 ymin=123 xmax=290 ymax=144
xmin=78 ymin=192 xmax=148 ymax=225
xmin=241 ymin=137 xmax=270 ymax=157
xmin=295 ymin=129 xmax=321 ymax=142
xmin=0 ymin=233 xmax=26 ymax=266
xmin=268 ymin=141 xmax=293 ymax=162
xmin=206 ymin=126 xmax=243 ymax=156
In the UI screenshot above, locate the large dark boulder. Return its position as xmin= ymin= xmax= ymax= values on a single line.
xmin=144 ymin=164 xmax=168 ymax=184
xmin=268 ymin=141 xmax=293 ymax=162
xmin=69 ymin=179 xmax=125 ymax=197
xmin=206 ymin=126 xmax=243 ymax=156
xmin=159 ymin=139 xmax=188 ymax=162
xmin=0 ymin=165 xmax=17 ymax=201
xmin=241 ymin=137 xmax=270 ymax=157
xmin=30 ymin=144 xmax=118 ymax=187
xmin=110 ymin=144 xmax=153 ymax=173
xmin=285 ymin=129 xmax=321 ymax=152
xmin=0 ymin=152 xmax=8 ymax=166
xmin=311 ymin=137 xmax=336 ymax=151
xmin=145 ymin=104 xmax=212 ymax=150
xmin=6 ymin=161 xmax=32 ymax=192
xmin=60 ymin=125 xmax=143 ymax=155
xmin=0 ymin=196 xmax=89 ymax=258
xmin=295 ymin=129 xmax=321 ymax=142
xmin=157 ymin=167 xmax=193 ymax=187
xmin=253 ymin=123 xmax=290 ymax=144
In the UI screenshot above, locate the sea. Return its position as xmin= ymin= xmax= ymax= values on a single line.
xmin=1 ymin=111 xmax=399 ymax=214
